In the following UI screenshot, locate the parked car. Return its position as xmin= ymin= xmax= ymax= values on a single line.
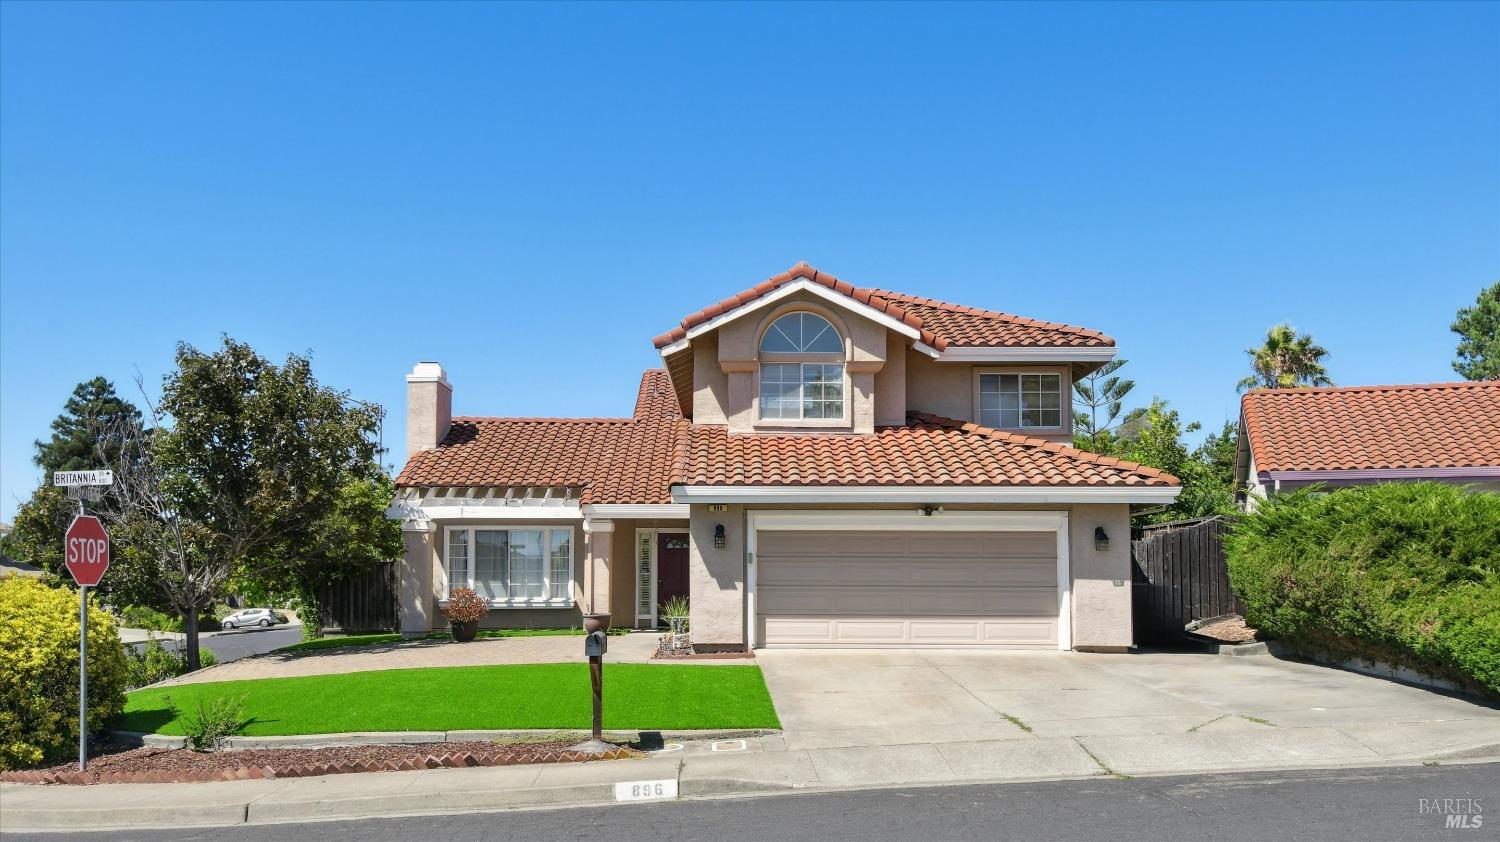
xmin=221 ymin=607 xmax=290 ymax=630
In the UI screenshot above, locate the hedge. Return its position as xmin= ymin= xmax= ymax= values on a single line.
xmin=1225 ymin=482 xmax=1500 ymax=696
xmin=0 ymin=577 xmax=128 ymax=770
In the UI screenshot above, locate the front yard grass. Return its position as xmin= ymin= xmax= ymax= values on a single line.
xmin=117 ymin=664 xmax=779 ymax=735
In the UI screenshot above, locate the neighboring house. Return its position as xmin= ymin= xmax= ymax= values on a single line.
xmin=391 ymin=263 xmax=1180 ymax=651
xmin=1235 ymin=380 xmax=1500 ymax=510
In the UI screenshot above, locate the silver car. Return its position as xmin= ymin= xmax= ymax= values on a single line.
xmin=221 ymin=607 xmax=290 ymax=629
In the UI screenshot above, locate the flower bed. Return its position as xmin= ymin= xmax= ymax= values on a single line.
xmin=2 ymin=739 xmax=637 ymax=786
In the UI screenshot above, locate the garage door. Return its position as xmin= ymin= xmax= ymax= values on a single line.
xmin=756 ymin=530 xmax=1058 ymax=648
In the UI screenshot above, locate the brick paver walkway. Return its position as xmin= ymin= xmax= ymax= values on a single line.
xmin=156 ymin=631 xmax=661 ymax=686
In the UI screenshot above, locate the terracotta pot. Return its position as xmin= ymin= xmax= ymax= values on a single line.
xmin=582 ymin=612 xmax=612 ymax=634
xmin=451 ymin=620 xmax=479 ymax=642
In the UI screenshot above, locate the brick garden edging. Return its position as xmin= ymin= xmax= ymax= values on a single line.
xmin=1 ymin=745 xmax=634 ymax=786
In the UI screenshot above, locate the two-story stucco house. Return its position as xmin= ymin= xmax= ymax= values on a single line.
xmin=390 ymin=263 xmax=1180 ymax=651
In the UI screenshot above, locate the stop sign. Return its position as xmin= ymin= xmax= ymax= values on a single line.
xmin=64 ymin=514 xmax=110 ymax=587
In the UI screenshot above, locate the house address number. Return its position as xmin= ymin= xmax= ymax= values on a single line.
xmin=614 ymin=779 xmax=678 ymax=801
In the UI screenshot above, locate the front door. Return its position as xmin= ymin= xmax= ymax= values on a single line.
xmin=657 ymin=533 xmax=690 ymax=615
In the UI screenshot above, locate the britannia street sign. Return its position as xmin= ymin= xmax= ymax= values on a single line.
xmin=53 ymin=470 xmax=113 ymax=487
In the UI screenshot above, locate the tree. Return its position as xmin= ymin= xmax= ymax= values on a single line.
xmin=3 ymin=486 xmax=72 ymax=577
xmin=33 ymin=377 xmax=141 ymax=475
xmin=1451 ymin=282 xmax=1500 ymax=381
xmin=104 ymin=337 xmax=400 ymax=669
xmin=1113 ymin=399 xmax=1237 ymax=524
xmin=1237 ymin=324 xmax=1333 ymax=392
xmin=1072 ymin=359 xmax=1135 ymax=453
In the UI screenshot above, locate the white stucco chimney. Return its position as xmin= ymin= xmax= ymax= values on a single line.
xmin=406 ymin=362 xmax=452 ymax=458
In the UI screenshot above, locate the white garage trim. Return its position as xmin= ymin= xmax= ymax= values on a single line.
xmin=745 ymin=510 xmax=1071 ymax=651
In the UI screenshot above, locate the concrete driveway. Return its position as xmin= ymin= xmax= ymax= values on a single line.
xmin=757 ymin=649 xmax=1500 ymax=777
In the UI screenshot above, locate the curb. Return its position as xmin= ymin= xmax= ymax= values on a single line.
xmin=109 ymin=728 xmax=778 ymax=750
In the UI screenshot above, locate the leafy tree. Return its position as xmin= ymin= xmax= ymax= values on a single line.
xmin=1451 ymin=281 xmax=1500 ymax=381
xmin=33 ymin=377 xmax=141 ymax=475
xmin=1072 ymin=359 xmax=1135 ymax=453
xmin=1237 ymin=323 xmax=1333 ymax=392
xmin=105 ymin=337 xmax=401 ymax=669
xmin=3 ymin=486 xmax=72 ymax=577
xmin=1112 ymin=399 xmax=1236 ymax=524
xmin=1194 ymin=420 xmax=1240 ymax=492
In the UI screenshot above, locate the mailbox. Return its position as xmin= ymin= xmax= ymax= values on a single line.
xmin=585 ymin=629 xmax=608 ymax=657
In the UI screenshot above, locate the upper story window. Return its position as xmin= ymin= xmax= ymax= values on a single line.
xmin=979 ymin=373 xmax=1062 ymax=429
xmin=759 ymin=312 xmax=845 ymax=421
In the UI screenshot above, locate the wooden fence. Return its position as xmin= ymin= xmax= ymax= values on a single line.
xmin=1130 ymin=516 xmax=1243 ymax=643
xmin=318 ymin=561 xmax=398 ymax=634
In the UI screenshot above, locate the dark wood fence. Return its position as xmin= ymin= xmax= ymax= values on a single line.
xmin=1131 ymin=516 xmax=1242 ymax=643
xmin=318 ymin=562 xmax=398 ymax=634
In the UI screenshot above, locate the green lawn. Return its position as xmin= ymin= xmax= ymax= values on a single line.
xmin=117 ymin=664 xmax=780 ymax=735
xmin=278 ymin=627 xmax=630 ymax=654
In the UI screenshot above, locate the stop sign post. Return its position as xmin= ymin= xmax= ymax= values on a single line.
xmin=56 ymin=472 xmax=112 ymax=771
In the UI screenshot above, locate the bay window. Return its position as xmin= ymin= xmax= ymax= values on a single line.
xmin=979 ymin=372 xmax=1063 ymax=429
xmin=445 ymin=526 xmax=574 ymax=605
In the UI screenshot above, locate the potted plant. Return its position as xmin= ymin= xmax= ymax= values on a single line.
xmin=443 ymin=587 xmax=487 ymax=642
xmin=659 ymin=595 xmax=689 ymax=654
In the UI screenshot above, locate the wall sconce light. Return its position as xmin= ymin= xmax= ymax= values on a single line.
xmin=714 ymin=524 xmax=726 ymax=549
xmin=1094 ymin=527 xmax=1109 ymax=551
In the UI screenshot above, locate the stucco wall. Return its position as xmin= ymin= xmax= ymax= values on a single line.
xmin=688 ymin=504 xmax=746 ymax=648
xmin=398 ymin=526 xmax=436 ymax=634
xmin=873 ymin=330 xmax=908 ymax=426
xmin=1066 ymin=503 xmax=1133 ymax=651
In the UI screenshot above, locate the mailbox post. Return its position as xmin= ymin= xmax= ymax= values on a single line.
xmin=572 ymin=613 xmax=613 ymax=754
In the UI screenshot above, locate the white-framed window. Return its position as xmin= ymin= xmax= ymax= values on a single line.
xmin=444 ymin=526 xmax=574 ymax=606
xmin=979 ymin=372 xmax=1063 ymax=429
xmin=758 ymin=312 xmax=846 ymax=421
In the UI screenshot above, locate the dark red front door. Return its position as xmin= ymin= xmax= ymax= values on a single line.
xmin=657 ymin=533 xmax=690 ymax=613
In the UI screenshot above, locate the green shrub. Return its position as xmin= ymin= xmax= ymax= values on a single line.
xmin=0 ymin=577 xmax=129 ymax=770
xmin=1226 ymin=483 xmax=1500 ymax=696
xmin=163 ymin=692 xmax=249 ymax=751
xmin=123 ymin=635 xmax=218 ymax=689
xmin=118 ymin=605 xmax=182 ymax=632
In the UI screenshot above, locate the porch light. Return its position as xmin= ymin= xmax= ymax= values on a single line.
xmin=714 ymin=524 xmax=726 ymax=549
xmin=1094 ymin=527 xmax=1109 ymax=551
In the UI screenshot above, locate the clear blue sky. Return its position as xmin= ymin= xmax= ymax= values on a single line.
xmin=2 ymin=2 xmax=1497 ymax=521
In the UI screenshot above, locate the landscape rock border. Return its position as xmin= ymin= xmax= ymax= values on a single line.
xmin=2 ymin=745 xmax=634 ymax=786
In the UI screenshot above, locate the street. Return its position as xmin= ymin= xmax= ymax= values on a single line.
xmin=124 ymin=625 xmax=303 ymax=665
xmin=9 ymin=762 xmax=1492 ymax=842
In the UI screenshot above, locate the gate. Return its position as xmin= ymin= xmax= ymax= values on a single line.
xmin=319 ymin=561 xmax=398 ymax=633
xmin=1131 ymin=516 xmax=1242 ymax=643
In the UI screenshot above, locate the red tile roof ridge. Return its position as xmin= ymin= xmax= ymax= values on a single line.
xmin=908 ymin=411 xmax=1180 ymax=484
xmin=1242 ymin=380 xmax=1498 ymax=397
xmin=450 ymin=416 xmax=636 ymax=424
xmin=869 ymin=288 xmax=1114 ymax=345
xmin=652 ymin=262 xmax=947 ymax=351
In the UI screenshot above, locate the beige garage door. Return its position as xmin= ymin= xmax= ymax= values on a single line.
xmin=756 ymin=530 xmax=1058 ymax=648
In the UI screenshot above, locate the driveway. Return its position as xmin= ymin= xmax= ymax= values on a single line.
xmin=757 ymin=649 xmax=1500 ymax=775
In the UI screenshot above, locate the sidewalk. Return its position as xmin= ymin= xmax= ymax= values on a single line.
xmin=4 ymin=720 xmax=1499 ymax=832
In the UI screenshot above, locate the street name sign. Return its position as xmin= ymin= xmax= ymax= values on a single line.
xmin=53 ymin=470 xmax=114 ymax=487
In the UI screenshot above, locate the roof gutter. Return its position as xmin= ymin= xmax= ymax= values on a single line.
xmin=671 ymin=485 xmax=1181 ymax=505
xmin=1260 ymin=466 xmax=1500 ymax=485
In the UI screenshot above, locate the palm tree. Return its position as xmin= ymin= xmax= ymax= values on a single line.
xmin=1237 ymin=323 xmax=1333 ymax=392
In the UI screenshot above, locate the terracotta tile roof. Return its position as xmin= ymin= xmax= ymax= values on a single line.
xmin=395 ymin=370 xmax=685 ymax=504
xmin=870 ymin=290 xmax=1114 ymax=348
xmin=651 ymin=262 xmax=945 ymax=351
xmin=1241 ymin=381 xmax=1500 ymax=473
xmin=651 ymin=262 xmax=1113 ymax=351
xmin=675 ymin=412 xmax=1176 ymax=488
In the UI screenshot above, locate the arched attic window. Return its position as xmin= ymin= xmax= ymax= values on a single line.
xmin=758 ymin=312 xmax=846 ymax=421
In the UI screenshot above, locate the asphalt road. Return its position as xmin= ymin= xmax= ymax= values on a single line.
xmin=126 ymin=625 xmax=302 ymax=664
xmin=11 ymin=762 xmax=1493 ymax=842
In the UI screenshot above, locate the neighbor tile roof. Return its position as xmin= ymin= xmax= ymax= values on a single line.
xmin=676 ymin=412 xmax=1177 ymax=488
xmin=395 ymin=370 xmax=686 ymax=504
xmin=650 ymin=262 xmax=1113 ymax=351
xmin=1240 ymin=381 xmax=1500 ymax=473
